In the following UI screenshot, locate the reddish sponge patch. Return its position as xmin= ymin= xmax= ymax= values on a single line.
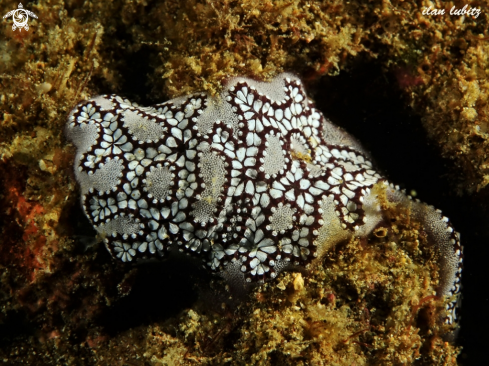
xmin=1 ymin=171 xmax=46 ymax=283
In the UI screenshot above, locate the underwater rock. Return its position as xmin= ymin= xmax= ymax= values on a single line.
xmin=65 ymin=73 xmax=463 ymax=326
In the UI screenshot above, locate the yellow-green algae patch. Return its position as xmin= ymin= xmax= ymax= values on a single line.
xmin=0 ymin=0 xmax=478 ymax=364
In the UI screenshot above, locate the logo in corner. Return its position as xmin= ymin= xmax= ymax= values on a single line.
xmin=3 ymin=3 xmax=38 ymax=31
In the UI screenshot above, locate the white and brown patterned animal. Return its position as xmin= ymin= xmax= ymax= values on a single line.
xmin=66 ymin=73 xmax=463 ymax=326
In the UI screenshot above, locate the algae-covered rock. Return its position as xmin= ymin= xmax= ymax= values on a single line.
xmin=0 ymin=0 xmax=485 ymax=364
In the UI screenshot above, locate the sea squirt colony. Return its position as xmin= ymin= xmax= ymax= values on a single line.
xmin=66 ymin=73 xmax=463 ymax=325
